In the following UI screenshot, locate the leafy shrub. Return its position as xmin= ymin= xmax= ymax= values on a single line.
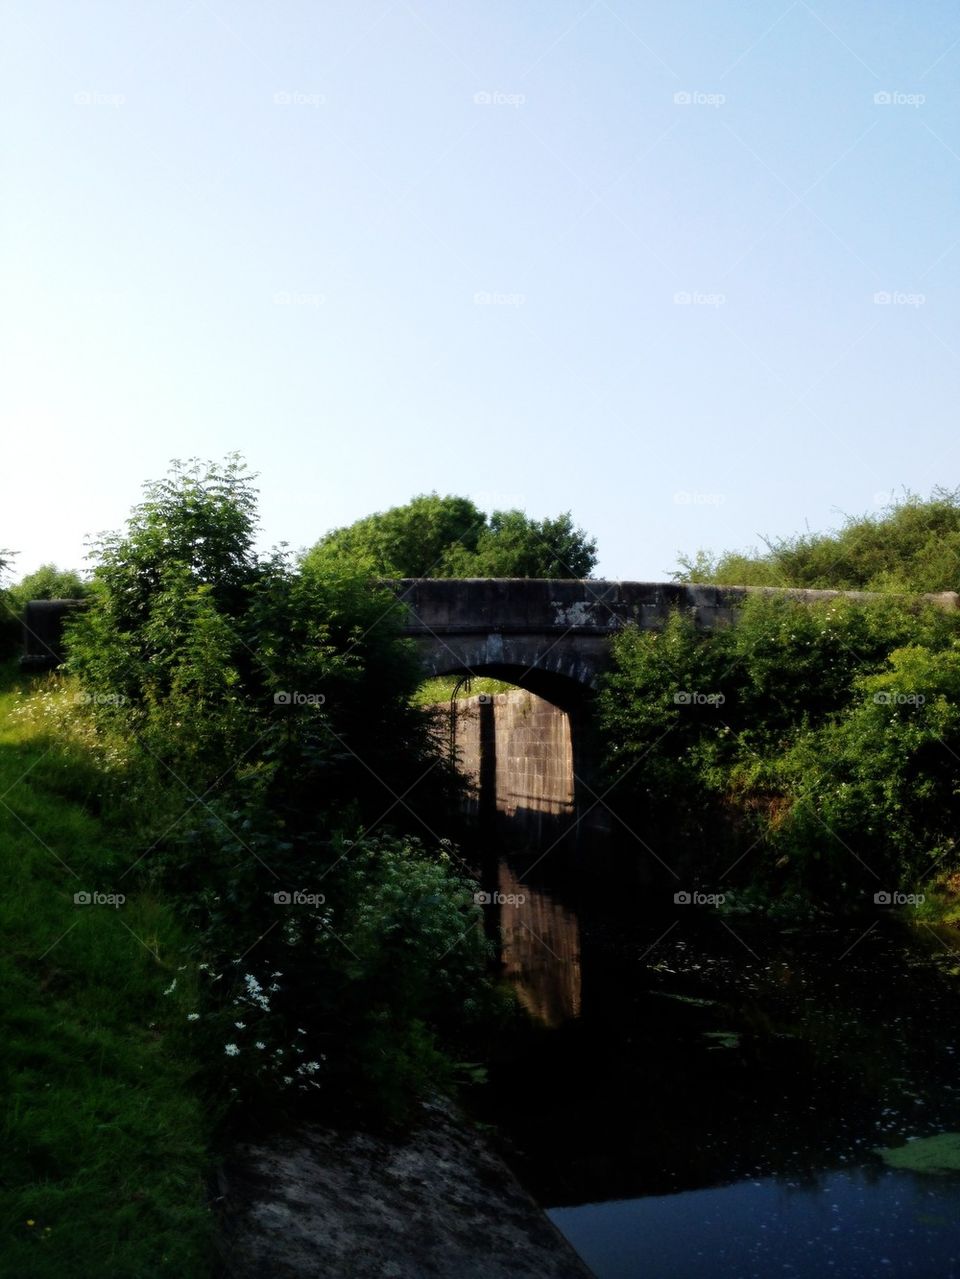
xmin=675 ymin=486 xmax=960 ymax=592
xmin=57 ymin=457 xmax=494 ymax=1119
xmin=599 ymin=593 xmax=960 ymax=905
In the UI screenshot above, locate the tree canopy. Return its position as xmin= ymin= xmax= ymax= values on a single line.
xmin=8 ymin=563 xmax=89 ymax=610
xmin=304 ymin=494 xmax=598 ymax=579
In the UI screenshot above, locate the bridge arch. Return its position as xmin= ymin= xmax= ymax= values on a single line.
xmin=413 ymin=649 xmax=594 ymax=718
xmin=414 ymin=650 xmax=601 ymax=849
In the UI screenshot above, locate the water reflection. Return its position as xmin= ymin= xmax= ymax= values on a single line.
xmin=478 ymin=853 xmax=960 ymax=1278
xmin=495 ymin=860 xmax=582 ymax=1026
xmin=550 ymin=1169 xmax=960 ymax=1279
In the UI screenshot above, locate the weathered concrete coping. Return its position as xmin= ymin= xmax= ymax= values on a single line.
xmin=20 ymin=584 xmax=960 ymax=671
xmin=391 ymin=579 xmax=960 ymax=636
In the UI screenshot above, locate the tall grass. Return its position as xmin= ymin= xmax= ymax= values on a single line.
xmin=0 ymin=664 xmax=214 ymax=1278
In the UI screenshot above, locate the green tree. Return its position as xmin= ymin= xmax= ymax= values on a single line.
xmin=8 ymin=563 xmax=89 ymax=610
xmin=306 ymin=495 xmax=598 ymax=579
xmin=446 ymin=509 xmax=597 ymax=578
xmin=304 ymin=494 xmax=485 ymax=578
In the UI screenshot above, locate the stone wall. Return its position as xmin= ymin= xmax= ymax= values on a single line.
xmin=451 ymin=689 xmax=575 ymax=842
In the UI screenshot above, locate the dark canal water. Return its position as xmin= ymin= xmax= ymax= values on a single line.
xmin=472 ymin=853 xmax=960 ymax=1278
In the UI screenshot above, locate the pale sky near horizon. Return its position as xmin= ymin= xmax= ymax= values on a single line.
xmin=2 ymin=1 xmax=958 ymax=580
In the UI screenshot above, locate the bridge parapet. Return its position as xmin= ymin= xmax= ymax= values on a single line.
xmin=19 ymin=583 xmax=960 ymax=675
xmin=392 ymin=579 xmax=960 ymax=638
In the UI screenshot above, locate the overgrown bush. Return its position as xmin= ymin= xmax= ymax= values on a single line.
xmin=599 ymin=593 xmax=960 ymax=906
xmin=56 ymin=456 xmax=495 ymax=1119
xmin=675 ymin=486 xmax=960 ymax=592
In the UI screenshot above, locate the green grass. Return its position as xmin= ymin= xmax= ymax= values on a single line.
xmin=0 ymin=665 xmax=215 ymax=1278
xmin=411 ymin=675 xmax=515 ymax=708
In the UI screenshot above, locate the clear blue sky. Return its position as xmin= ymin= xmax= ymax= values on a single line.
xmin=3 ymin=1 xmax=958 ymax=579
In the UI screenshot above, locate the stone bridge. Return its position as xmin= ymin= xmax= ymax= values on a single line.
xmin=393 ymin=578 xmax=959 ymax=703
xmin=392 ymin=579 xmax=958 ymax=847
xmin=21 ymin=582 xmax=960 ymax=851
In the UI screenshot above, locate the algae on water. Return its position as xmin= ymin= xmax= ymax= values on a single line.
xmin=703 ymin=1031 xmax=741 ymax=1050
xmin=649 ymin=991 xmax=719 ymax=1008
xmin=874 ymin=1132 xmax=960 ymax=1175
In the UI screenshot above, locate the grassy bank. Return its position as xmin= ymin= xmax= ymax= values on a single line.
xmin=0 ymin=665 xmax=214 ymax=1278
xmin=411 ymin=674 xmax=515 ymax=708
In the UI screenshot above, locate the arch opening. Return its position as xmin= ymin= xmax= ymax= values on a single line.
xmin=414 ymin=664 xmax=595 ymax=850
